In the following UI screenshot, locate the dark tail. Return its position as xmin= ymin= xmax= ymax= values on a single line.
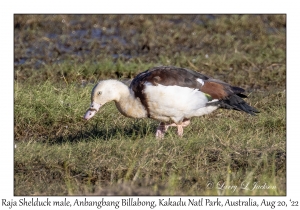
xmin=208 ymin=94 xmax=259 ymax=115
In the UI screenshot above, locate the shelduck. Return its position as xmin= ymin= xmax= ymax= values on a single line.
xmin=84 ymin=66 xmax=259 ymax=138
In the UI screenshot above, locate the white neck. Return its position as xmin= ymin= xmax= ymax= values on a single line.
xmin=113 ymin=81 xmax=147 ymax=119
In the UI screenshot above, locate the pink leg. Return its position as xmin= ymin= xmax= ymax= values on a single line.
xmin=181 ymin=119 xmax=190 ymax=127
xmin=156 ymin=122 xmax=177 ymax=139
xmin=156 ymin=122 xmax=168 ymax=139
xmin=176 ymin=119 xmax=190 ymax=137
xmin=156 ymin=120 xmax=191 ymax=138
xmin=177 ymin=125 xmax=183 ymax=136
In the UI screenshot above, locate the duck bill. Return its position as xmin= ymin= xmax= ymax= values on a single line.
xmin=84 ymin=102 xmax=101 ymax=120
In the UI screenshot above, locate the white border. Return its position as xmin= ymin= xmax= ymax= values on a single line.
xmin=1 ymin=1 xmax=298 ymax=209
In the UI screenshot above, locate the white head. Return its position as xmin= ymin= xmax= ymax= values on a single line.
xmin=83 ymin=80 xmax=123 ymax=120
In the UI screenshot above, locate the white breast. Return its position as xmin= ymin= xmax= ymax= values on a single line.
xmin=143 ymin=83 xmax=217 ymax=123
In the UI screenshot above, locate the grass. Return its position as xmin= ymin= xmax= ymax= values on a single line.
xmin=14 ymin=81 xmax=286 ymax=195
xmin=14 ymin=14 xmax=286 ymax=195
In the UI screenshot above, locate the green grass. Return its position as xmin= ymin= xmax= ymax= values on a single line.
xmin=14 ymin=82 xmax=286 ymax=195
xmin=14 ymin=14 xmax=286 ymax=195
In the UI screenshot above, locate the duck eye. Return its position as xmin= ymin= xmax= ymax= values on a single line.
xmin=98 ymin=91 xmax=102 ymax=95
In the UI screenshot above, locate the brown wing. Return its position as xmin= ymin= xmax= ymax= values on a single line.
xmin=130 ymin=66 xmax=209 ymax=90
xmin=130 ymin=66 xmax=248 ymax=99
xmin=200 ymin=78 xmax=246 ymax=100
xmin=129 ymin=66 xmax=258 ymax=115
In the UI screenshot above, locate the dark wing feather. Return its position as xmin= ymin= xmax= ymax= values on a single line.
xmin=130 ymin=66 xmax=209 ymax=90
xmin=130 ymin=66 xmax=259 ymax=116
